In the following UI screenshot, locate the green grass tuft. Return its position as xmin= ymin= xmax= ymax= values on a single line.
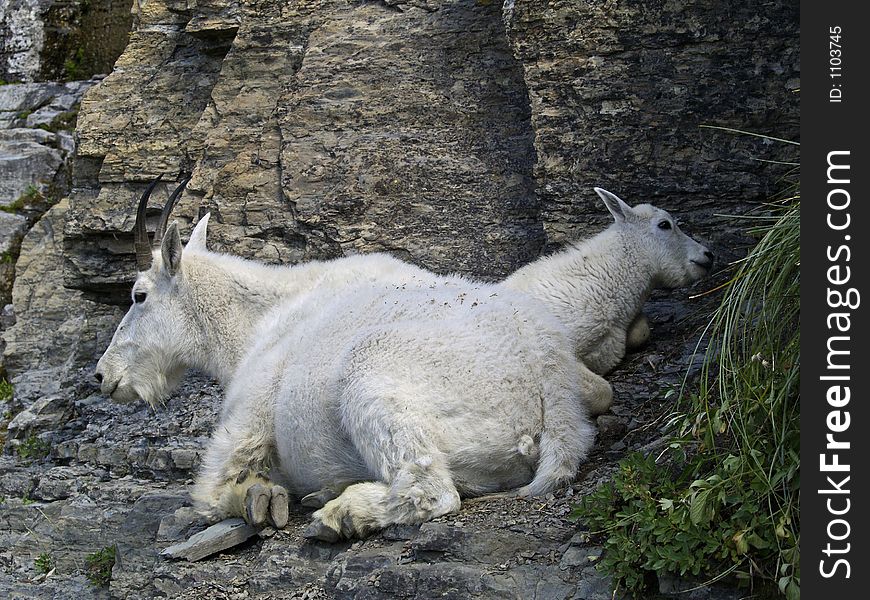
xmin=85 ymin=546 xmax=116 ymax=587
xmin=37 ymin=109 xmax=79 ymax=133
xmin=2 ymin=185 xmax=44 ymax=214
xmin=63 ymin=48 xmax=86 ymax=81
xmin=0 ymin=379 xmax=12 ymax=402
xmin=34 ymin=552 xmax=54 ymax=575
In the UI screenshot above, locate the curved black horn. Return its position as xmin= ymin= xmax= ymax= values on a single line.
xmin=154 ymin=174 xmax=192 ymax=246
xmin=134 ymin=175 xmax=163 ymax=271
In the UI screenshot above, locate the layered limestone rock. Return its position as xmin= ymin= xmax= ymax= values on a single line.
xmin=65 ymin=0 xmax=541 ymax=294
xmin=2 ymin=200 xmax=122 ymax=403
xmin=504 ymin=0 xmax=800 ymax=247
xmin=0 ymin=77 xmax=101 ymax=361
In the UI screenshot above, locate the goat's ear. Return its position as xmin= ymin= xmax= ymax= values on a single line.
xmin=594 ymin=187 xmax=633 ymax=222
xmin=161 ymin=222 xmax=183 ymax=276
xmin=186 ymin=212 xmax=210 ymax=251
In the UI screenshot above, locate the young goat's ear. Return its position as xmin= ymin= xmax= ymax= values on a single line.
xmin=186 ymin=212 xmax=210 ymax=251
xmin=594 ymin=187 xmax=633 ymax=222
xmin=161 ymin=222 xmax=183 ymax=276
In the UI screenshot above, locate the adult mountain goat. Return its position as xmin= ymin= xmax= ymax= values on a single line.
xmin=95 ymin=178 xmax=711 ymax=541
xmin=95 ymin=177 xmax=599 ymax=541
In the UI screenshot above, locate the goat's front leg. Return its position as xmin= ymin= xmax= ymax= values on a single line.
xmin=578 ymin=361 xmax=613 ymax=416
xmin=191 ymin=413 xmax=289 ymax=529
xmin=626 ymin=312 xmax=651 ymax=349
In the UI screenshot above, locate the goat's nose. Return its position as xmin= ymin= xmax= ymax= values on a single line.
xmin=94 ymin=371 xmax=103 ymax=384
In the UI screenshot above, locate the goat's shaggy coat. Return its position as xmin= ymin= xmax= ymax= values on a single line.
xmin=96 ymin=186 xmax=710 ymax=540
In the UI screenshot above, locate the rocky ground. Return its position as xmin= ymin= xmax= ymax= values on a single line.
xmin=0 ymin=290 xmax=746 ymax=600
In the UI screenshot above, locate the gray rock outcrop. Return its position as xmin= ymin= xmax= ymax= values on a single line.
xmin=0 ymin=76 xmax=102 ymax=359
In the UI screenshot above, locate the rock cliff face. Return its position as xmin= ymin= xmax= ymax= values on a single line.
xmin=0 ymin=0 xmax=798 ymax=597
xmin=505 ymin=0 xmax=800 ymax=246
xmin=8 ymin=0 xmax=799 ymax=396
xmin=0 ymin=0 xmax=132 ymax=83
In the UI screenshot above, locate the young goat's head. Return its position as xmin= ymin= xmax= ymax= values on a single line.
xmin=594 ymin=187 xmax=713 ymax=288
xmin=95 ymin=176 xmax=205 ymax=406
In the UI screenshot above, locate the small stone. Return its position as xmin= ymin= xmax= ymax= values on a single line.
xmin=596 ymin=414 xmax=627 ymax=439
xmin=559 ymin=545 xmax=602 ymax=570
xmin=161 ymin=518 xmax=259 ymax=562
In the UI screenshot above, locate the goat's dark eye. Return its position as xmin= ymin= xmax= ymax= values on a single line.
xmin=134 ymin=292 xmax=147 ymax=304
xmin=658 ymin=220 xmax=672 ymax=230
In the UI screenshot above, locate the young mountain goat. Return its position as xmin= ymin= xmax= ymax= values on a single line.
xmin=95 ymin=178 xmax=597 ymax=541
xmin=501 ymin=188 xmax=713 ymax=414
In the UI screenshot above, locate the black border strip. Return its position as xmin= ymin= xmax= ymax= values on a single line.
xmin=801 ymin=3 xmax=869 ymax=597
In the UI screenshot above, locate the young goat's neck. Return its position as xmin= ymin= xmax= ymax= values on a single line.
xmin=503 ymin=227 xmax=655 ymax=359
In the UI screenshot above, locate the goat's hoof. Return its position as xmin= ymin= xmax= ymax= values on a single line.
xmin=303 ymin=518 xmax=341 ymax=543
xmin=513 ymin=485 xmax=533 ymax=499
xmin=300 ymin=488 xmax=339 ymax=509
xmin=245 ymin=483 xmax=271 ymax=526
xmin=269 ymin=485 xmax=289 ymax=529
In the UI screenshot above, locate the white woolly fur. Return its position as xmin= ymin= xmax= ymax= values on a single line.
xmin=96 ymin=213 xmax=598 ymax=539
xmin=95 ymin=188 xmax=710 ymax=539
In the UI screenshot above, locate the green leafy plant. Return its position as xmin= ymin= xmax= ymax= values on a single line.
xmin=574 ymin=137 xmax=799 ymax=598
xmin=85 ymin=546 xmax=116 ymax=587
xmin=0 ymin=379 xmax=12 ymax=402
xmin=34 ymin=552 xmax=54 ymax=575
xmin=17 ymin=435 xmax=51 ymax=460
xmin=63 ymin=47 xmax=86 ymax=81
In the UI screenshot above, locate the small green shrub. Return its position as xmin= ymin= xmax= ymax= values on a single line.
xmin=85 ymin=546 xmax=116 ymax=587
xmin=63 ymin=48 xmax=86 ymax=81
xmin=34 ymin=552 xmax=54 ymax=574
xmin=575 ymin=452 xmax=782 ymax=594
xmin=0 ymin=379 xmax=12 ymax=402
xmin=17 ymin=435 xmax=51 ymax=460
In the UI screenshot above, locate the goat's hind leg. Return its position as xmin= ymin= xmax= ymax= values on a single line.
xmin=626 ymin=312 xmax=651 ymax=349
xmin=304 ymin=455 xmax=460 ymax=541
xmin=517 ymin=377 xmax=596 ymax=497
xmin=578 ymin=361 xmax=613 ymax=416
xmin=304 ymin=388 xmax=461 ymax=541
